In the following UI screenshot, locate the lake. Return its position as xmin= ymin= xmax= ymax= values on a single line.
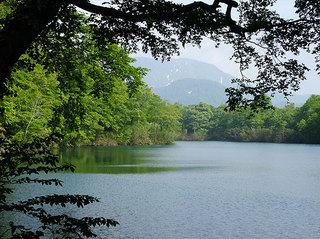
xmin=11 ymin=141 xmax=320 ymax=238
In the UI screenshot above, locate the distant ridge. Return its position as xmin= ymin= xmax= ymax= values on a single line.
xmin=133 ymin=57 xmax=311 ymax=107
xmin=153 ymin=78 xmax=227 ymax=106
xmin=133 ymin=57 xmax=233 ymax=89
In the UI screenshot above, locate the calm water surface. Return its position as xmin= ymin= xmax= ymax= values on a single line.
xmin=16 ymin=142 xmax=320 ymax=238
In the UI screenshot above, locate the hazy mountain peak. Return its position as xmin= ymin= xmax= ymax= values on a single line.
xmin=153 ymin=78 xmax=227 ymax=106
xmin=133 ymin=57 xmax=310 ymax=107
xmin=133 ymin=57 xmax=234 ymax=89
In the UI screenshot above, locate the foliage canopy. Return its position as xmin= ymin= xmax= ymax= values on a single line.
xmin=179 ymin=96 xmax=320 ymax=144
xmin=0 ymin=0 xmax=320 ymax=108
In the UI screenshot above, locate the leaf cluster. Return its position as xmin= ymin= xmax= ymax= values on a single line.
xmin=2 ymin=0 xmax=320 ymax=111
xmin=221 ymin=0 xmax=320 ymax=109
xmin=0 ymin=133 xmax=119 ymax=238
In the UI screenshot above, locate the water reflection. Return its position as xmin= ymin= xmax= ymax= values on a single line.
xmin=10 ymin=142 xmax=320 ymax=238
xmin=59 ymin=145 xmax=179 ymax=174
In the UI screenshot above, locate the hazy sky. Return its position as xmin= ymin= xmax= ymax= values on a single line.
xmin=90 ymin=0 xmax=320 ymax=95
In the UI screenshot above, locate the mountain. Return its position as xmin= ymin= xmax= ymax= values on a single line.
xmin=133 ymin=57 xmax=233 ymax=89
xmin=133 ymin=57 xmax=312 ymax=107
xmin=153 ymin=78 xmax=227 ymax=106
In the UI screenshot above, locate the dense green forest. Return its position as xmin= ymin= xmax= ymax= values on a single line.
xmin=1 ymin=3 xmax=320 ymax=147
xmin=2 ymin=56 xmax=320 ymax=145
xmin=1 ymin=12 xmax=319 ymax=146
xmin=1 ymin=60 xmax=181 ymax=146
xmin=0 ymin=11 xmax=181 ymax=147
xmin=179 ymin=98 xmax=320 ymax=144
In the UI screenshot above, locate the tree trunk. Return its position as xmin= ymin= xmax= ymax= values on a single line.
xmin=23 ymin=95 xmax=40 ymax=142
xmin=0 ymin=0 xmax=64 ymax=96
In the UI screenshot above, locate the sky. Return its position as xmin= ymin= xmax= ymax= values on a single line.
xmin=90 ymin=0 xmax=320 ymax=95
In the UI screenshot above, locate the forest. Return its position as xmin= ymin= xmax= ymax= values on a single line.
xmin=179 ymin=98 xmax=320 ymax=144
xmin=3 ymin=57 xmax=320 ymax=146
xmin=1 ymin=13 xmax=319 ymax=146
xmin=1 ymin=9 xmax=319 ymax=146
xmin=1 ymin=8 xmax=319 ymax=146
xmin=0 ymin=9 xmax=181 ymax=147
xmin=1 ymin=1 xmax=320 ymax=147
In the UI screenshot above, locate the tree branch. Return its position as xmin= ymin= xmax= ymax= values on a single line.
xmin=246 ymin=18 xmax=320 ymax=33
xmin=71 ymin=0 xmax=241 ymax=29
xmin=72 ymin=0 xmax=216 ymax=21
xmin=0 ymin=0 xmax=64 ymax=95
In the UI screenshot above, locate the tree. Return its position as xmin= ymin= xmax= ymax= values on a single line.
xmin=0 ymin=10 xmax=148 ymax=238
xmin=125 ymin=86 xmax=181 ymax=145
xmin=295 ymin=95 xmax=320 ymax=143
xmin=1 ymin=0 xmax=320 ymax=108
xmin=2 ymin=63 xmax=61 ymax=142
xmin=0 ymin=9 xmax=147 ymax=145
xmin=181 ymin=102 xmax=213 ymax=139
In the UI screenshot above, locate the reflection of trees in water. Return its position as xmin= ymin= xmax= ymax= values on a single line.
xmin=59 ymin=146 xmax=178 ymax=174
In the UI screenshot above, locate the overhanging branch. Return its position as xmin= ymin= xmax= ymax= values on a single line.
xmin=71 ymin=0 xmax=242 ymax=31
